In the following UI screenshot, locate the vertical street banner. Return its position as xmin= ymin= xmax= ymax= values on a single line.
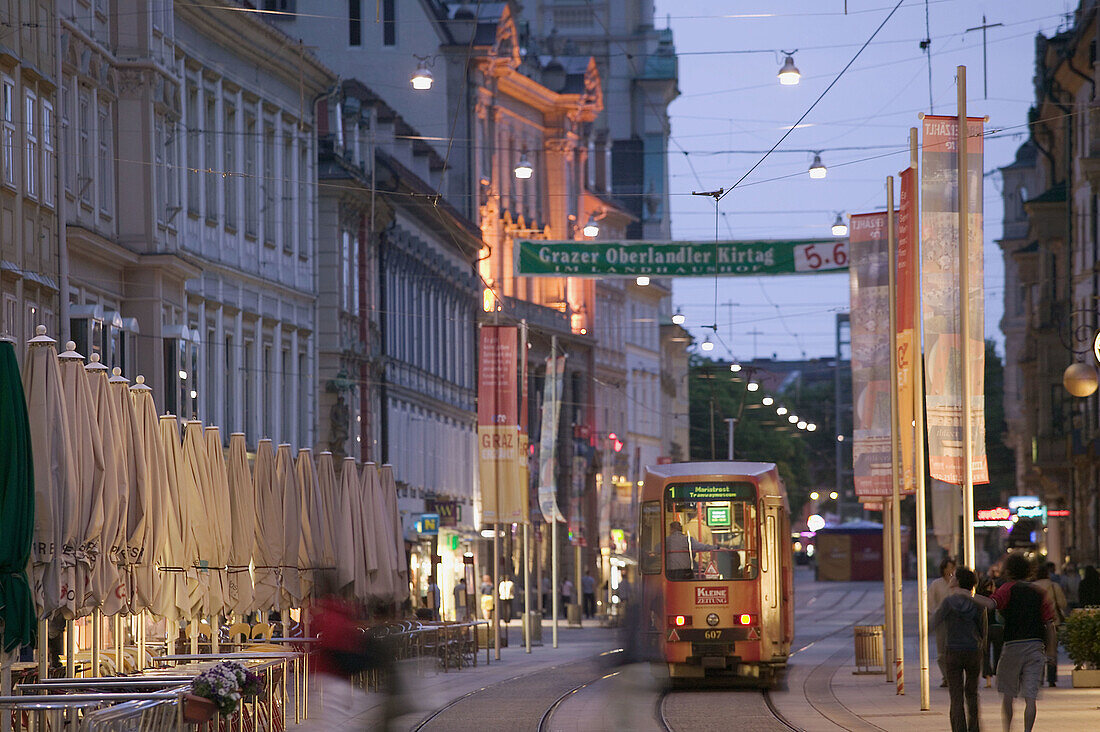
xmin=896 ymin=168 xmax=918 ymax=494
xmin=920 ymin=115 xmax=989 ymax=485
xmin=849 ymin=212 xmax=894 ymax=498
xmin=477 ymin=325 xmax=527 ymax=523
xmin=538 ymin=354 xmax=566 ymax=522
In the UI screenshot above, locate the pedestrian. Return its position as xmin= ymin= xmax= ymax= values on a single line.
xmin=1079 ymin=565 xmax=1100 ymax=606
xmin=454 ymin=577 xmax=468 ymax=621
xmin=425 ymin=580 xmax=441 ymax=621
xmin=930 ymin=556 xmax=958 ymax=687
xmin=498 ymin=575 xmax=515 ymax=624
xmin=479 ymin=573 xmax=494 ymax=620
xmin=562 ymin=577 xmax=575 ymax=616
xmin=992 ymin=552 xmax=1056 ymax=732
xmin=582 ymin=569 xmax=597 ymax=619
xmin=1060 ymin=561 xmax=1080 ymax=609
xmin=541 ymin=575 xmax=551 ymax=616
xmin=1033 ymin=563 xmax=1067 ymax=686
xmin=931 ymin=566 xmax=993 ymax=732
xmin=977 ymin=577 xmax=1003 ymax=688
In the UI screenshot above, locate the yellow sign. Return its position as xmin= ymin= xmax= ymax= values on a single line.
xmin=478 ymin=425 xmax=528 ymax=523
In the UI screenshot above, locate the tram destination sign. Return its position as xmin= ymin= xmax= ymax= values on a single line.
xmin=515 ymin=238 xmax=849 ymax=277
xmin=668 ymin=482 xmax=755 ymax=501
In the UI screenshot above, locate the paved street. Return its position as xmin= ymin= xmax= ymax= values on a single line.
xmin=295 ymin=567 xmax=1100 ymax=731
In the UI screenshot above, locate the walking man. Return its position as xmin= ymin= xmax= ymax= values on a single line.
xmin=992 ymin=553 xmax=1056 ymax=732
xmin=498 ymin=575 xmax=515 ymax=624
xmin=931 ymin=566 xmax=992 ymax=732
xmin=582 ymin=570 xmax=597 ymax=619
xmin=930 ymin=556 xmax=958 ymax=686
xmin=453 ymin=577 xmax=468 ymax=621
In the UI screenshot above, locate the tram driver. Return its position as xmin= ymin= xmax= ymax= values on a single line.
xmin=665 ymin=520 xmax=720 ymax=580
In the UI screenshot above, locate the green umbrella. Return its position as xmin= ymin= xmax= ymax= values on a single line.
xmin=0 ymin=338 xmax=35 ymax=652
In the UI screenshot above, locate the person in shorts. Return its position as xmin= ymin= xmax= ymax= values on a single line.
xmin=991 ymin=553 xmax=1056 ymax=732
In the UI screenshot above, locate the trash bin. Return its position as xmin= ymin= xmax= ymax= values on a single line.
xmin=523 ymin=611 xmax=543 ymax=645
xmin=853 ymin=624 xmax=885 ymax=675
xmin=566 ymin=603 xmax=582 ymax=626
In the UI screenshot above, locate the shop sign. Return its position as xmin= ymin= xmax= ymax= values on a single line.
xmin=1007 ymin=495 xmax=1040 ymax=510
xmin=695 ymin=587 xmax=728 ymax=605
xmin=976 ymin=507 xmax=1010 ymax=521
xmin=1048 ymin=509 xmax=1071 ymax=518
xmin=1015 ymin=505 xmax=1047 ymax=525
xmin=427 ymin=499 xmax=461 ymax=528
xmin=417 ymin=513 xmax=439 ymax=535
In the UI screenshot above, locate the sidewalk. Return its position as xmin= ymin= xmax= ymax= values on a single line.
xmin=287 ymin=620 xmax=618 ymax=732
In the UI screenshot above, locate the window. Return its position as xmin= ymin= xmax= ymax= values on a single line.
xmin=60 ymin=85 xmax=72 ymax=193
xmin=78 ymin=92 xmax=91 ymax=204
xmin=166 ymin=118 xmax=179 ymax=222
xmin=261 ymin=0 xmax=295 ymax=11
xmin=97 ymin=103 xmax=113 ymax=214
xmin=224 ymin=104 xmax=236 ymax=228
xmin=262 ymin=345 xmax=272 ymax=437
xmin=2 ymin=79 xmax=15 ymax=186
xmin=664 ymin=482 xmax=758 ymax=581
xmin=155 ymin=118 xmax=166 ymax=224
xmin=24 ymin=93 xmax=36 ymax=198
xmin=282 ymin=136 xmax=293 ymax=251
xmin=42 ymin=101 xmax=54 ymax=206
xmin=224 ymin=333 xmax=234 ymax=433
xmin=262 ymin=123 xmax=275 ymax=242
xmin=382 ymin=0 xmax=395 ymax=46
xmin=204 ymin=96 xmax=217 ymax=219
xmin=244 ymin=113 xmax=257 ymax=237
xmin=243 ymin=337 xmax=254 ymax=438
xmin=281 ymin=349 xmax=291 ymax=439
xmin=186 ymin=85 xmax=199 ymax=214
xmin=348 ymin=0 xmax=361 ymax=46
xmin=298 ymin=143 xmax=308 ymax=257
xmin=298 ymin=351 xmax=307 ymax=448
xmin=639 ymin=501 xmax=662 ymax=574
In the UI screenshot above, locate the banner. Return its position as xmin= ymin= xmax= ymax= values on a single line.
xmin=849 ymin=212 xmax=894 ymax=497
xmin=477 ymin=326 xmax=526 ymax=523
xmin=896 ymin=167 xmax=918 ymax=494
xmin=920 ymin=115 xmax=989 ymax=485
xmin=537 ymin=354 xmax=566 ymax=522
xmin=515 ymin=238 xmax=848 ymax=277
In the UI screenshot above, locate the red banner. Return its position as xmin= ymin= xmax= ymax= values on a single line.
xmin=896 ymin=168 xmax=917 ymax=494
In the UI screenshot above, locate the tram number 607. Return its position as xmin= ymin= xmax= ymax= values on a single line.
xmin=704 ymin=630 xmax=722 ymax=640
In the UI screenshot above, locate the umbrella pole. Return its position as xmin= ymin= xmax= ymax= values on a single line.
xmin=190 ymin=616 xmax=198 ymax=655
xmin=211 ymin=614 xmax=220 ymax=654
xmin=1 ymin=649 xmax=12 ymax=732
xmin=114 ymin=615 xmax=123 ymax=672
xmin=37 ymin=618 xmax=48 ymax=680
xmin=92 ymin=611 xmax=101 ymax=677
xmin=65 ymin=619 xmax=75 ymax=678
xmin=523 ymin=522 xmax=531 ymax=654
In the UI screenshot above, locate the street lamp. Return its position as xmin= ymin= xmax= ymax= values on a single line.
xmin=806 ymin=422 xmax=817 ymax=431
xmin=776 ymin=406 xmax=788 ymax=415
xmin=672 ymin=308 xmax=686 ymax=325
xmin=829 ymin=491 xmax=839 ymax=500
xmin=797 ymin=420 xmax=807 ymax=430
xmin=730 ymin=362 xmax=742 ymax=372
xmin=777 ymin=52 xmax=800 ymax=85
xmin=411 ymin=57 xmax=434 ymax=90
xmin=788 ymin=414 xmax=798 ymax=424
xmin=582 ymin=216 xmax=600 ymax=238
xmin=701 ymin=335 xmax=714 ymax=351
xmin=831 ymin=213 xmax=848 ymax=236
xmin=762 ymin=396 xmax=774 ymax=406
xmin=514 ymin=153 xmax=533 ymax=179
xmin=747 ymin=381 xmax=759 ymax=391
xmin=808 ymin=153 xmax=827 ymax=179
xmin=636 ymin=275 xmax=650 ymax=286
xmin=810 ymin=491 xmax=820 ymax=501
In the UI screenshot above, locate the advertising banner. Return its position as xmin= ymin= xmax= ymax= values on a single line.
xmin=921 ymin=115 xmax=989 ymax=485
xmin=515 ymin=238 xmax=848 ymax=277
xmin=477 ymin=326 xmax=526 ymax=523
xmin=896 ymin=167 xmax=918 ymax=494
xmin=849 ymin=212 xmax=894 ymax=497
xmin=537 ymin=355 xmax=566 ymax=523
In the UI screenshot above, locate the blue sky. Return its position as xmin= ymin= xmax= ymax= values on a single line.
xmin=654 ymin=0 xmax=1071 ymax=360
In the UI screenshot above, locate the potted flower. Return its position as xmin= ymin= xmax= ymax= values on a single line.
xmin=187 ymin=660 xmax=264 ymax=719
xmin=1060 ymin=607 xmax=1100 ymax=687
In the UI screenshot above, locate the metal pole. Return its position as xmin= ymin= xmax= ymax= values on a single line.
xmin=493 ymin=522 xmax=501 ymax=661
xmin=724 ymin=417 xmax=737 ymax=460
xmin=957 ymin=66 xmax=976 ymax=570
xmin=92 ymin=611 xmax=101 ymax=677
xmin=0 ymin=650 xmax=11 ymax=732
xmin=65 ymin=620 xmax=74 ymax=678
xmin=883 ymin=501 xmax=895 ymax=684
xmin=887 ymin=176 xmax=905 ymax=695
xmin=552 ymin=517 xmax=559 ymax=648
xmin=38 ymin=618 xmax=48 ymax=680
xmin=523 ymin=521 xmax=531 ymax=653
xmin=912 ymin=126 xmax=931 ymax=711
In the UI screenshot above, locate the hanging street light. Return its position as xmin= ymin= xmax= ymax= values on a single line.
xmin=636 ymin=275 xmax=650 ymax=286
xmin=672 ymin=308 xmax=686 ymax=325
xmin=411 ymin=58 xmax=434 ymax=90
xmin=806 ymin=422 xmax=817 ymax=432
xmin=701 ymin=335 xmax=714 ymax=351
xmin=747 ymin=381 xmax=759 ymax=392
xmin=582 ymin=216 xmax=600 ymax=238
xmin=777 ymin=53 xmax=801 ymax=85
xmin=762 ymin=396 xmax=774 ymax=406
xmin=730 ymin=362 xmax=742 ymax=372
xmin=797 ymin=420 xmax=808 ymax=430
xmin=514 ymin=153 xmax=533 ymax=179
xmin=831 ymin=213 xmax=848 ymax=236
xmin=808 ymin=153 xmax=827 ymax=179
xmin=788 ymin=414 xmax=798 ymax=424
xmin=776 ymin=406 xmax=788 ymax=415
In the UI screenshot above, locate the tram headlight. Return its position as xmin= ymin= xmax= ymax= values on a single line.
xmin=738 ymin=613 xmax=754 ymax=626
xmin=706 ymin=613 xmax=720 ymax=627
xmin=668 ymin=615 xmax=692 ymax=627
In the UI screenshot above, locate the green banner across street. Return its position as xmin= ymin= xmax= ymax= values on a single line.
xmin=514 ymin=238 xmax=849 ymax=277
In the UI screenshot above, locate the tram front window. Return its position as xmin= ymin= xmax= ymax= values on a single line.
xmin=664 ymin=481 xmax=757 ymax=581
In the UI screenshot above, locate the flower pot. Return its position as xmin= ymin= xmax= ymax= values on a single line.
xmin=1071 ymin=668 xmax=1100 ymax=688
xmin=182 ymin=693 xmax=218 ymax=723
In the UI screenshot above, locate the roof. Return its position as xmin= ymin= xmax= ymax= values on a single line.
xmin=1027 ymin=181 xmax=1067 ymax=204
xmin=646 ymin=461 xmax=777 ymax=480
xmin=1001 ymin=140 xmax=1037 ymax=171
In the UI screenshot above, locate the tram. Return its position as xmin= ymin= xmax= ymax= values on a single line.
xmin=637 ymin=461 xmax=794 ymax=685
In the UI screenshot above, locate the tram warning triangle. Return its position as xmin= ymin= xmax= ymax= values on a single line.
xmin=748 ymin=627 xmax=759 ymax=640
xmin=703 ymin=560 xmax=720 ymax=579
xmin=668 ymin=628 xmax=680 ymax=642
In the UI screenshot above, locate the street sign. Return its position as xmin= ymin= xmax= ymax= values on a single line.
xmin=417 ymin=513 xmax=439 ymax=535
xmin=514 ymin=238 xmax=848 ymax=277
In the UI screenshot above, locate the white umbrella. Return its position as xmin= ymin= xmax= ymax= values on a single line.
xmin=157 ymin=415 xmax=192 ymax=621
xmin=56 ymin=342 xmax=105 ymax=618
xmin=203 ymin=426 xmax=233 ymax=615
xmin=226 ymin=433 xmax=255 ymax=615
xmin=379 ymin=465 xmax=409 ymax=604
xmin=110 ymin=368 xmax=149 ymax=614
xmin=315 ymin=453 xmax=342 ymax=592
xmin=251 ymin=440 xmax=281 ymax=612
xmin=361 ymin=464 xmax=393 ymax=602
xmin=181 ymin=421 xmax=220 ymax=617
xmin=294 ymin=449 xmax=318 ymax=603
xmin=338 ymin=458 xmax=370 ymax=599
xmin=85 ymin=353 xmax=127 ymax=616
xmin=275 ymin=444 xmax=302 ymax=609
xmin=130 ymin=376 xmax=167 ymax=616
xmin=22 ymin=326 xmax=78 ymax=618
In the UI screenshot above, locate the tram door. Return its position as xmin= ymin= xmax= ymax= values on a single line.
xmin=761 ymin=496 xmax=785 ymax=660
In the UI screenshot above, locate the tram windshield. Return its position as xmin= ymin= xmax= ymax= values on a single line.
xmin=664 ymin=481 xmax=758 ymax=581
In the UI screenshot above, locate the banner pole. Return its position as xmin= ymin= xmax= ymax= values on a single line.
xmin=957 ymin=66 xmax=976 ymax=570
xmin=883 ymin=501 xmax=894 ymax=683
xmin=912 ymin=126 xmax=932 ymax=711
xmin=493 ymin=522 xmax=501 ymax=661
xmin=552 ymin=517 xmax=559 ymax=649
xmin=887 ymin=175 xmax=905 ymax=695
xmin=524 ymin=521 xmax=531 ymax=653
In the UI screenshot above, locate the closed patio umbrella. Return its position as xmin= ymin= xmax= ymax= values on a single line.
xmin=275 ymin=444 xmax=302 ymax=609
xmin=203 ymin=426 xmax=233 ymax=615
xmin=295 ymin=449 xmax=320 ymax=602
xmin=56 ymin=342 xmax=105 ymax=618
xmin=379 ymin=465 xmax=409 ymax=604
xmin=361 ymin=464 xmax=393 ymax=602
xmin=226 ymin=433 xmax=255 ymax=616
xmin=0 ymin=337 xmax=35 ymax=651
xmin=85 ymin=353 xmax=126 ymax=616
xmin=157 ymin=415 xmax=190 ymax=621
xmin=22 ymin=326 xmax=78 ymax=619
xmin=129 ymin=376 xmax=167 ymax=616
xmin=109 ymin=368 xmax=149 ymax=614
xmin=339 ymin=458 xmax=369 ymax=598
xmin=181 ymin=421 xmax=220 ymax=617
xmin=314 ymin=452 xmax=342 ymax=592
xmin=251 ymin=440 xmax=281 ymax=612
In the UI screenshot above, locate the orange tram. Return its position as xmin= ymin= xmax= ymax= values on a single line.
xmin=638 ymin=461 xmax=794 ymax=686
